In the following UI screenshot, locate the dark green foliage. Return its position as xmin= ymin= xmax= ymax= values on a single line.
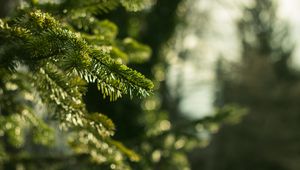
xmin=0 ymin=0 xmax=154 ymax=169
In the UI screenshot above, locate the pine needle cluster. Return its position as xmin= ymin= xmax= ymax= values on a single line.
xmin=0 ymin=0 xmax=154 ymax=169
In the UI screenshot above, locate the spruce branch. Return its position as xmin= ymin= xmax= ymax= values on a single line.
xmin=0 ymin=1 xmax=154 ymax=168
xmin=0 ymin=10 xmax=153 ymax=99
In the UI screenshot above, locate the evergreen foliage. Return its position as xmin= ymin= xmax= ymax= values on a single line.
xmin=0 ymin=0 xmax=153 ymax=169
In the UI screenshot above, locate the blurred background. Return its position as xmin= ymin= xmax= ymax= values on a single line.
xmin=2 ymin=0 xmax=300 ymax=169
xmin=90 ymin=0 xmax=300 ymax=169
xmin=167 ymin=0 xmax=300 ymax=169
